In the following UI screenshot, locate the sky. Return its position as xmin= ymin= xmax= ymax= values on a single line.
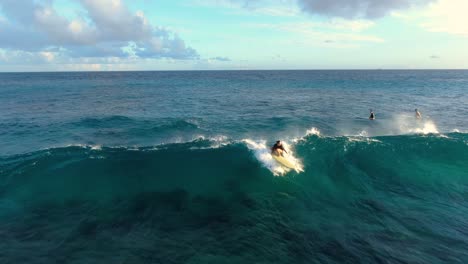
xmin=0 ymin=0 xmax=467 ymax=71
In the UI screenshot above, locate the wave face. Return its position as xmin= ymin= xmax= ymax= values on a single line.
xmin=1 ymin=134 xmax=468 ymax=263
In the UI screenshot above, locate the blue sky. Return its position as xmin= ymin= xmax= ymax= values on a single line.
xmin=0 ymin=0 xmax=467 ymax=71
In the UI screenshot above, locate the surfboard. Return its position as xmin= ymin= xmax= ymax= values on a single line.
xmin=272 ymin=154 xmax=296 ymax=169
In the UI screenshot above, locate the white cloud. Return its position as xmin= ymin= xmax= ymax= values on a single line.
xmin=40 ymin=51 xmax=55 ymax=62
xmin=78 ymin=0 xmax=153 ymax=42
xmin=0 ymin=0 xmax=198 ymax=62
xmin=420 ymin=0 xmax=468 ymax=36
xmin=0 ymin=50 xmax=57 ymax=64
xmin=390 ymin=0 xmax=468 ymax=37
xmin=0 ymin=49 xmax=140 ymax=68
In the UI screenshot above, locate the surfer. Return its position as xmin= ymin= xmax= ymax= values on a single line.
xmin=369 ymin=110 xmax=375 ymax=120
xmin=271 ymin=141 xmax=287 ymax=157
xmin=415 ymin=109 xmax=422 ymax=119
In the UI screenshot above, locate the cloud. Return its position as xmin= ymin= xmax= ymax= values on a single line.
xmin=133 ymin=31 xmax=198 ymax=59
xmin=298 ymin=0 xmax=435 ymax=19
xmin=0 ymin=0 xmax=198 ymax=62
xmin=223 ymin=0 xmax=434 ymax=19
xmin=419 ymin=0 xmax=468 ymax=37
xmin=390 ymin=0 xmax=468 ymax=37
xmin=0 ymin=50 xmax=56 ymax=64
xmin=0 ymin=48 xmax=176 ymax=71
xmin=78 ymin=0 xmax=152 ymax=42
xmin=210 ymin=56 xmax=231 ymax=61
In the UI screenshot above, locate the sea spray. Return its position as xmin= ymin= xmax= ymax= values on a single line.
xmin=393 ymin=113 xmax=440 ymax=134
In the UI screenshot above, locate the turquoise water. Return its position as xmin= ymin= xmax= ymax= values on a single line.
xmin=1 ymin=71 xmax=468 ymax=263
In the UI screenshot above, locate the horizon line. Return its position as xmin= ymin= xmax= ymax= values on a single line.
xmin=1 ymin=69 xmax=468 ymax=74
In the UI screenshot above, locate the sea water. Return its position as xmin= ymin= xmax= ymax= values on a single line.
xmin=1 ymin=70 xmax=467 ymax=263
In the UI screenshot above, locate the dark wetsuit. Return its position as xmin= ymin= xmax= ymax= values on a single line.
xmin=369 ymin=113 xmax=375 ymax=119
xmin=272 ymin=143 xmax=286 ymax=154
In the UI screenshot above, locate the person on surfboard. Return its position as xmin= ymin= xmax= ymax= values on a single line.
xmin=415 ymin=109 xmax=422 ymax=119
xmin=271 ymin=141 xmax=287 ymax=157
xmin=369 ymin=110 xmax=375 ymax=120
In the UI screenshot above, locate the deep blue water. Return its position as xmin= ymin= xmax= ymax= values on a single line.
xmin=1 ymin=70 xmax=468 ymax=263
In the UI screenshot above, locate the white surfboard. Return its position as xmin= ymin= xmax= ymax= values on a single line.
xmin=272 ymin=154 xmax=296 ymax=169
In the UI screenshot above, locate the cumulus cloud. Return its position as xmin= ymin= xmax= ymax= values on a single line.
xmin=0 ymin=0 xmax=198 ymax=62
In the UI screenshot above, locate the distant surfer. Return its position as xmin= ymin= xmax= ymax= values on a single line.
xmin=369 ymin=110 xmax=375 ymax=120
xmin=415 ymin=109 xmax=422 ymax=119
xmin=271 ymin=141 xmax=287 ymax=157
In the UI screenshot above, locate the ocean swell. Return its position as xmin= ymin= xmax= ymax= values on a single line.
xmin=1 ymin=133 xmax=467 ymax=263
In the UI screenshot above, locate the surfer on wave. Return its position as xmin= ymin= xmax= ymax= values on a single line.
xmin=271 ymin=141 xmax=288 ymax=157
xmin=369 ymin=110 xmax=375 ymax=120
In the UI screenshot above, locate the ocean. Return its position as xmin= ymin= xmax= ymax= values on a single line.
xmin=1 ymin=70 xmax=467 ymax=263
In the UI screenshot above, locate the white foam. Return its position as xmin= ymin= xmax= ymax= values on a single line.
xmin=188 ymin=135 xmax=230 ymax=149
xmin=208 ymin=135 xmax=230 ymax=148
xmin=405 ymin=121 xmax=439 ymax=134
xmin=91 ymin=145 xmax=102 ymax=150
xmin=358 ymin=130 xmax=369 ymax=137
xmin=64 ymin=143 xmax=103 ymax=150
xmin=305 ymin=127 xmax=321 ymax=137
xmin=391 ymin=114 xmax=439 ymax=135
xmin=243 ymin=139 xmax=303 ymax=176
xmin=65 ymin=143 xmax=87 ymax=148
xmin=347 ymin=137 xmax=381 ymax=143
xmin=293 ymin=127 xmax=322 ymax=143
